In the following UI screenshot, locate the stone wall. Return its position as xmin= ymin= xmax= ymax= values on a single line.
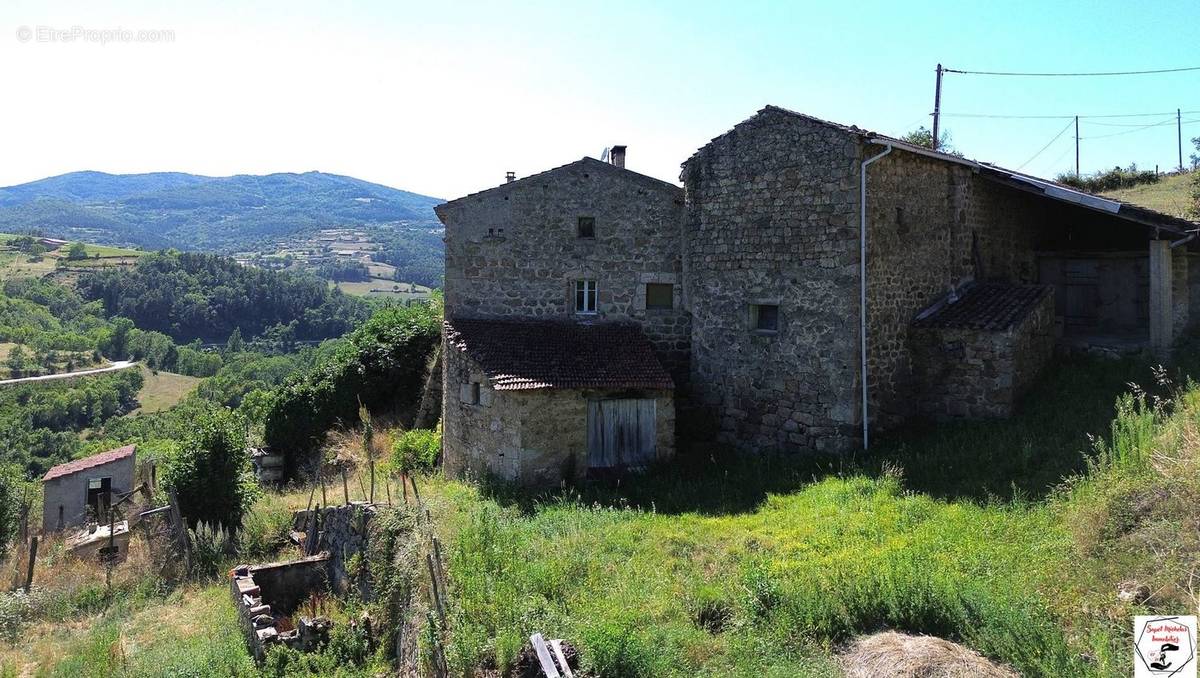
xmin=442 ymin=343 xmax=674 ymax=484
xmin=230 ymin=554 xmax=333 ymax=660
xmin=437 ymin=158 xmax=691 ymax=385
xmin=682 ymin=108 xmax=863 ymax=454
xmin=911 ymin=290 xmax=1056 ymax=419
xmin=232 ymin=502 xmax=378 ymax=661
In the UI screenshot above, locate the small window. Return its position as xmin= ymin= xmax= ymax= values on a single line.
xmin=469 ymin=382 xmax=481 ymax=405
xmin=575 ymin=279 xmax=598 ymax=314
xmin=646 ymin=283 xmax=673 ymax=310
xmin=87 ymin=478 xmax=104 ymax=491
xmin=751 ymin=304 xmax=780 ymax=333
xmin=577 ymin=216 xmax=596 ymax=239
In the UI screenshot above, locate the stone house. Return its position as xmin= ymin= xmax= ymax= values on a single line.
xmin=438 ymin=106 xmax=1198 ymax=481
xmin=42 ymin=444 xmax=136 ymax=532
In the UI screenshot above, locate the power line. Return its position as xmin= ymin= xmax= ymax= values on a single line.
xmin=1016 ymin=119 xmax=1075 ymax=171
xmin=943 ymin=109 xmax=1200 ymax=120
xmin=944 ymin=65 xmax=1200 ymax=77
xmin=1080 ymin=118 xmax=1200 ymax=140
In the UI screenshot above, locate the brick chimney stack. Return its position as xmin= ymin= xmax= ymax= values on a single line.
xmin=609 ymin=145 xmax=626 ymax=169
xmin=505 ymin=171 xmax=516 ymax=183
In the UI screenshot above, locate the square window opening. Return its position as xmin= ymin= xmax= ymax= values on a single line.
xmin=575 ymin=279 xmax=598 ymax=314
xmin=751 ymin=304 xmax=780 ymax=332
xmin=577 ymin=216 xmax=596 ymax=239
xmin=646 ymin=283 xmax=673 ymax=310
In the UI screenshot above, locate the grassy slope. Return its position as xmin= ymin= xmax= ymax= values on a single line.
xmin=1100 ymin=170 xmax=1195 ymax=218
xmin=127 ymin=366 xmax=202 ymax=415
xmin=422 ymin=350 xmax=1200 ymax=677
xmin=2 ymin=352 xmax=1196 ymax=676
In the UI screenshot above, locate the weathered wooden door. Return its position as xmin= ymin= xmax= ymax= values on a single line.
xmin=1063 ymin=260 xmax=1099 ymax=329
xmin=587 ymin=399 xmax=657 ymax=470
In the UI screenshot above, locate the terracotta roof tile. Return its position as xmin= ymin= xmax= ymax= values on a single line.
xmin=444 ymin=318 xmax=674 ymax=391
xmin=912 ymin=283 xmax=1052 ymax=332
xmin=43 ymin=444 xmax=135 ymax=482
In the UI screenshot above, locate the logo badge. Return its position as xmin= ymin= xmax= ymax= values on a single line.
xmin=1135 ymin=616 xmax=1197 ymax=678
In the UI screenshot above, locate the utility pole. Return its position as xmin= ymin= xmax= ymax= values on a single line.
xmin=1074 ymin=115 xmax=1080 ymax=177
xmin=1179 ymin=108 xmax=1184 ymax=171
xmin=931 ymin=64 xmax=944 ymax=151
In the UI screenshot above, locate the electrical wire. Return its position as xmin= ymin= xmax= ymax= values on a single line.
xmin=944 ymin=66 xmax=1200 ymax=77
xmin=1080 ymin=118 xmax=1200 ymax=140
xmin=943 ymin=109 xmax=1200 ymax=120
xmin=1015 ymin=119 xmax=1075 ymax=170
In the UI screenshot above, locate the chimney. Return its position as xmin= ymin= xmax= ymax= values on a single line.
xmin=609 ymin=145 xmax=626 ymax=169
xmin=505 ymin=171 xmax=516 ymax=183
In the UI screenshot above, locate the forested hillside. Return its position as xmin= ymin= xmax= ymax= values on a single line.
xmin=78 ymin=251 xmax=370 ymax=343
xmin=0 ymin=170 xmax=444 ymax=253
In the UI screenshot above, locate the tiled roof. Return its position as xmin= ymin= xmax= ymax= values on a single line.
xmin=444 ymin=318 xmax=674 ymax=391
xmin=43 ymin=444 xmax=135 ymax=482
xmin=912 ymin=283 xmax=1052 ymax=331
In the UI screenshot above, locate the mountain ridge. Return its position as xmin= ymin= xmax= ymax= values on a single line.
xmin=0 ymin=170 xmax=445 ymax=252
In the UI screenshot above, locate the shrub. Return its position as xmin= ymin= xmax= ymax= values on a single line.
xmin=189 ymin=521 xmax=233 ymax=579
xmin=162 ymin=406 xmax=259 ymax=530
xmin=237 ymin=500 xmax=294 ymax=561
xmin=263 ymin=302 xmax=441 ymax=475
xmin=390 ymin=428 xmax=440 ymax=475
xmin=1055 ymin=164 xmax=1159 ymax=193
xmin=0 ymin=587 xmax=48 ymax=642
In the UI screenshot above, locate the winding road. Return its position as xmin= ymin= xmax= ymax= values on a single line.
xmin=0 ymin=360 xmax=137 ymax=386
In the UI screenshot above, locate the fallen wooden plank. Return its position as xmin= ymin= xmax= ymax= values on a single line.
xmin=550 ymin=639 xmax=574 ymax=678
xmin=530 ymin=633 xmax=561 ymax=678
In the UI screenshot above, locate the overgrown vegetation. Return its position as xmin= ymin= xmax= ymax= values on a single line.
xmin=161 ymin=407 xmax=258 ymax=530
xmin=1057 ymin=163 xmax=1160 ymax=193
xmin=390 ymin=428 xmax=441 ymax=476
xmin=264 ymin=301 xmax=441 ymax=472
xmin=424 ymin=352 xmax=1200 ymax=677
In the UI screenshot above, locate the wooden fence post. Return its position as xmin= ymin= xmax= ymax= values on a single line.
xmin=23 ymin=536 xmax=38 ymax=591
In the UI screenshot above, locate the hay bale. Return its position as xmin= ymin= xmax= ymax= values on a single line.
xmin=839 ymin=631 xmax=1018 ymax=678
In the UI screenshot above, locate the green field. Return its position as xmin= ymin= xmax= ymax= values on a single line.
xmin=1100 ymin=170 xmax=1196 ymax=218
xmin=332 ymin=277 xmax=432 ymax=300
xmin=127 ymin=365 xmax=202 ymax=414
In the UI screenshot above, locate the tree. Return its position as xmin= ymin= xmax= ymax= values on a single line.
xmin=162 ymin=407 xmax=258 ymax=529
xmin=225 ymin=327 xmax=245 ymax=354
xmin=65 ymin=242 xmax=88 ymax=261
xmin=6 ymin=345 xmax=29 ymax=378
xmin=901 ymin=126 xmax=956 ymax=155
xmin=108 ymin=317 xmax=135 ymax=360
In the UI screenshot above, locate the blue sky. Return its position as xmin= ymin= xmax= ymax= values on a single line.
xmin=1 ymin=0 xmax=1198 ymax=198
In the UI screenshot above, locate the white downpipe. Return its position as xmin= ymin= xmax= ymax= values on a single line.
xmin=860 ymin=143 xmax=892 ymax=450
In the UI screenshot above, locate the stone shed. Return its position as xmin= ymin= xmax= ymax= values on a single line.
xmin=41 ymin=444 xmax=136 ymax=533
xmin=442 ymin=318 xmax=675 ymax=484
xmin=910 ymin=283 xmax=1055 ymax=419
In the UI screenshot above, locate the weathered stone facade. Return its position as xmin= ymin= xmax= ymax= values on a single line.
xmin=442 ymin=332 xmax=674 ymax=485
xmin=436 ymin=157 xmax=690 ymax=384
xmin=681 ymin=109 xmax=863 ymax=453
xmin=440 ymin=105 xmax=1199 ymax=466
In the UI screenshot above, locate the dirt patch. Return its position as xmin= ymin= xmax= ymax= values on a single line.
xmin=839 ymin=631 xmax=1018 ymax=678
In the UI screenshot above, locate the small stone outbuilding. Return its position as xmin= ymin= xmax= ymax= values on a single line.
xmin=911 ymin=283 xmax=1055 ymax=419
xmin=443 ymin=318 xmax=675 ymax=484
xmin=41 ymin=444 xmax=136 ymax=533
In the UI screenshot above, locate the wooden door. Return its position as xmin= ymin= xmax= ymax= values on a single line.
xmin=587 ymin=399 xmax=657 ymax=470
